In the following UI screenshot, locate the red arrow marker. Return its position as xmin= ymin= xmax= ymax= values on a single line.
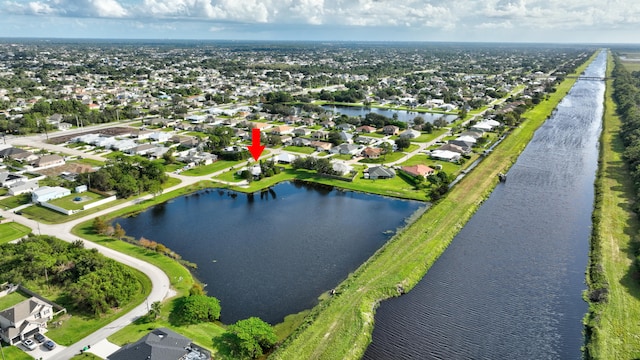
xmin=247 ymin=128 xmax=265 ymax=161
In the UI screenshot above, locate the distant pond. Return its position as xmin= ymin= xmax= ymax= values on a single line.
xmin=116 ymin=181 xmax=423 ymax=324
xmin=321 ymin=105 xmax=458 ymax=124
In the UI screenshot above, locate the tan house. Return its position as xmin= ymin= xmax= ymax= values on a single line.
xmin=382 ymin=125 xmax=400 ymax=136
xmin=0 ymin=297 xmax=54 ymax=345
xmin=401 ymin=164 xmax=435 ymax=178
xmin=31 ymin=154 xmax=65 ymax=168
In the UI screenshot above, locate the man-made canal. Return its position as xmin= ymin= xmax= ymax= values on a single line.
xmin=363 ymin=52 xmax=606 ymax=359
xmin=116 ymin=181 xmax=422 ymax=324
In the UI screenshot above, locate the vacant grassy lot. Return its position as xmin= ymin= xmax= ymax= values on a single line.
xmin=269 ymin=52 xmax=595 ymax=360
xmin=585 ymin=52 xmax=640 ymax=359
xmin=283 ymin=146 xmax=315 ymax=154
xmin=0 ymin=222 xmax=32 ymax=244
xmin=181 ymin=160 xmax=245 ymax=176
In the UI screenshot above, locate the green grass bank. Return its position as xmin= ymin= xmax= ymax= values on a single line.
xmin=584 ymin=52 xmax=640 ymax=359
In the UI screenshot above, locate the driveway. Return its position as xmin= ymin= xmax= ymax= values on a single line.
xmin=18 ymin=340 xmax=66 ymax=360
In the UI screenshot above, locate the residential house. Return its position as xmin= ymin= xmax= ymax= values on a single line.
xmin=399 ymin=129 xmax=421 ymax=139
xmin=430 ymin=149 xmax=461 ymax=162
xmin=382 ymin=125 xmax=400 ymax=136
xmin=270 ymin=125 xmax=294 ymax=136
xmin=356 ymin=125 xmax=377 ymax=134
xmin=31 ymin=154 xmax=65 ymax=168
xmin=292 ymin=137 xmax=312 ymax=147
xmin=277 ymin=153 xmax=298 ymax=164
xmin=292 ymin=128 xmax=311 ymax=137
xmin=32 ymin=186 xmax=71 ymax=203
xmin=332 ymin=161 xmax=354 ymax=176
xmin=321 ymin=120 xmax=335 ymax=128
xmin=365 ymin=166 xmax=396 ymax=180
xmin=107 ymin=328 xmax=210 ymax=360
xmin=401 ymin=164 xmax=435 ymax=178
xmin=127 ymin=143 xmax=157 ymax=156
xmin=0 ymin=147 xmax=37 ymax=162
xmin=0 ymin=171 xmax=26 ymax=187
xmin=310 ymin=141 xmax=333 ymax=152
xmin=459 ymin=130 xmax=484 ymax=139
xmin=335 ymin=123 xmax=355 ymax=131
xmin=330 ymin=143 xmax=362 ymax=156
xmin=279 ymin=135 xmax=293 ymax=146
xmin=8 ymin=180 xmax=39 ymax=196
xmin=311 ymin=130 xmax=328 ymax=140
xmin=0 ymin=297 xmax=54 ymax=345
xmin=149 ymin=131 xmax=172 ymax=143
xmin=338 ymin=131 xmax=354 ymax=143
xmin=448 ymin=139 xmax=474 ymax=152
xmin=362 ymin=147 xmax=383 ymax=159
xmin=437 ymin=143 xmax=469 ymax=155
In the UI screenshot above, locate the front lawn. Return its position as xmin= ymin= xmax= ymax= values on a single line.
xmin=412 ymin=128 xmax=448 ymax=143
xmin=283 ymin=146 xmax=315 ymax=154
xmin=0 ymin=193 xmax=31 ymax=210
xmin=0 ymin=222 xmax=32 ymax=244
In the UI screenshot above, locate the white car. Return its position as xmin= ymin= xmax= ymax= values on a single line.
xmin=22 ymin=338 xmax=37 ymax=350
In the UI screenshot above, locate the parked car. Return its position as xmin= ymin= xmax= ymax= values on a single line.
xmin=22 ymin=338 xmax=37 ymax=350
xmin=44 ymin=340 xmax=56 ymax=350
xmin=34 ymin=332 xmax=46 ymax=343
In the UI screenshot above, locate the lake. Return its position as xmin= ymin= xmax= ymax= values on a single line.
xmin=116 ymin=181 xmax=423 ymax=324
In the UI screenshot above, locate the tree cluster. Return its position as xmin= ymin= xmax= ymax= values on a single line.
xmin=171 ymin=294 xmax=221 ymax=325
xmin=291 ymin=157 xmax=338 ymax=176
xmin=216 ymin=317 xmax=277 ymax=359
xmin=427 ymin=171 xmax=452 ymax=201
xmin=0 ymin=235 xmax=140 ymax=316
xmin=76 ymin=155 xmax=167 ymax=198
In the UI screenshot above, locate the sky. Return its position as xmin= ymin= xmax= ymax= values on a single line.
xmin=1 ymin=0 xmax=640 ymax=43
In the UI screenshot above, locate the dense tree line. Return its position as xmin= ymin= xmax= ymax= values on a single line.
xmin=611 ymin=55 xmax=640 ymax=281
xmin=76 ymin=155 xmax=167 ymax=198
xmin=292 ymin=157 xmax=339 ymax=176
xmin=0 ymin=235 xmax=141 ymax=316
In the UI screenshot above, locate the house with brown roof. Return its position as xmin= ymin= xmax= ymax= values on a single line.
xmin=401 ymin=164 xmax=435 ymax=178
xmin=0 ymin=297 xmax=54 ymax=345
xmin=270 ymin=125 xmax=294 ymax=135
xmin=382 ymin=125 xmax=400 ymax=136
xmin=362 ymin=147 xmax=383 ymax=159
xmin=356 ymin=125 xmax=377 ymax=133
xmin=31 ymin=154 xmax=65 ymax=168
xmin=310 ymin=141 xmax=333 ymax=152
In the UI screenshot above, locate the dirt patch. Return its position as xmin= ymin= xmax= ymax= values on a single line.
xmin=33 ymin=163 xmax=96 ymax=177
xmin=48 ymin=126 xmax=139 ymax=144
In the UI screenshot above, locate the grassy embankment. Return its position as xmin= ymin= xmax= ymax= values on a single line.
xmin=268 ymin=53 xmax=596 ymax=360
xmin=584 ymin=52 xmax=640 ymax=359
xmin=0 ymin=222 xmax=31 ymax=243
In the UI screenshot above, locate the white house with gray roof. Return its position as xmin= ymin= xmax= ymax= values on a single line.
xmin=0 ymin=297 xmax=53 ymax=345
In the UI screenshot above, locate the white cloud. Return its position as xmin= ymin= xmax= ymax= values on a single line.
xmin=90 ymin=0 xmax=127 ymax=17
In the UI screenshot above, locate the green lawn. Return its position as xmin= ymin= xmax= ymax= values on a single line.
xmin=181 ymin=160 xmax=245 ymax=176
xmin=0 ymin=193 xmax=31 ymax=210
xmin=584 ymin=51 xmax=640 ymax=359
xmin=332 ymin=154 xmax=354 ymax=161
xmin=0 ymin=291 xmax=29 ymax=310
xmin=283 ymin=146 xmax=315 ymax=154
xmin=1 ymin=345 xmax=33 ymax=360
xmin=48 ymin=191 xmax=106 ymax=211
xmin=70 ymin=352 xmax=103 ymax=360
xmin=0 ymin=188 xmax=7 ymax=196
xmin=0 ymin=222 xmax=32 ymax=244
xmin=359 ymin=151 xmax=405 ymax=164
xmin=417 ymin=130 xmax=449 ymax=141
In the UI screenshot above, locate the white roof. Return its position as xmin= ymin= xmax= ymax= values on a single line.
xmin=277 ymin=153 xmax=297 ymax=162
xmin=430 ymin=150 xmax=461 ymax=161
xmin=471 ymin=122 xmax=493 ymax=131
xmin=33 ymin=186 xmax=69 ymax=197
xmin=456 ymin=135 xmax=477 ymax=143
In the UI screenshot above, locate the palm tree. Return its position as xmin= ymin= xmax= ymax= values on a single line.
xmin=149 ymin=301 xmax=162 ymax=320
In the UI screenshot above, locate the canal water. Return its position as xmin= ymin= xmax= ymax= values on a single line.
xmin=364 ymin=51 xmax=606 ymax=359
xmin=115 ymin=181 xmax=423 ymax=324
xmin=321 ymin=105 xmax=458 ymax=124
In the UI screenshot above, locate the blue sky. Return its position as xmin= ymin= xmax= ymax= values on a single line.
xmin=1 ymin=0 xmax=640 ymax=43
